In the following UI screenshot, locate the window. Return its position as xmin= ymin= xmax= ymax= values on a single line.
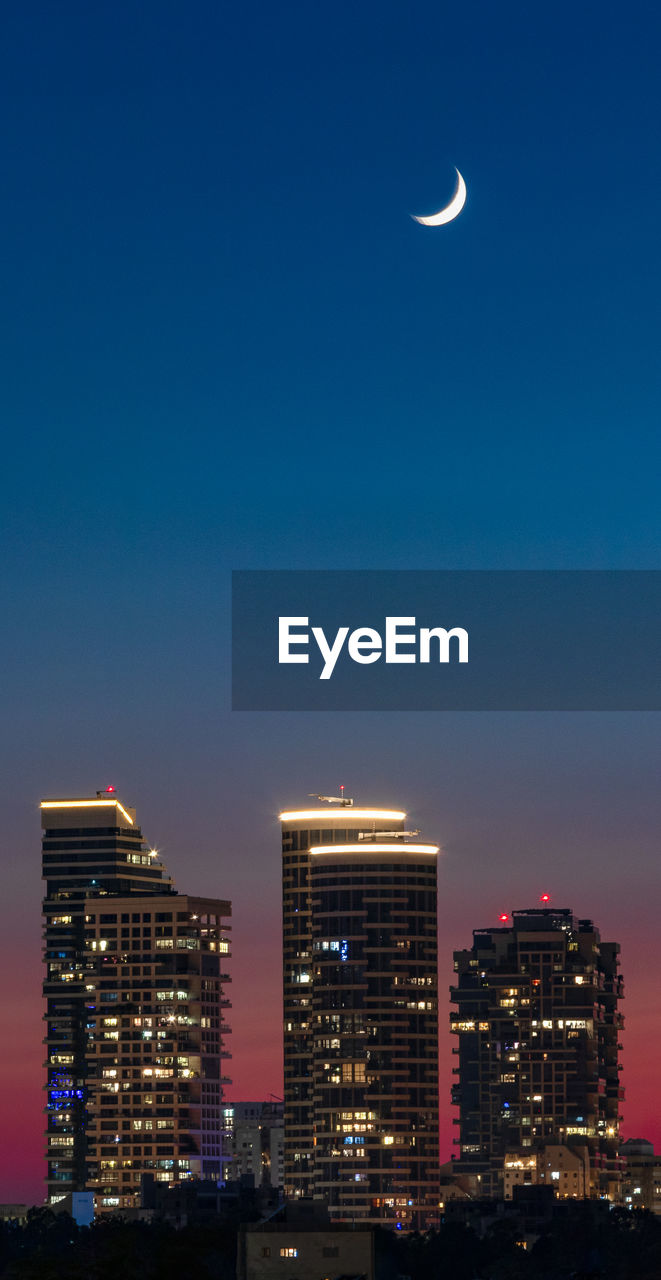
xmin=280 ymin=1248 xmax=298 ymax=1259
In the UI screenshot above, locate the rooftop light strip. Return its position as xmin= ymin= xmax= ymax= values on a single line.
xmin=40 ymin=799 xmax=134 ymax=827
xmin=279 ymin=809 xmax=406 ymax=822
xmin=309 ymin=842 xmax=439 ymax=856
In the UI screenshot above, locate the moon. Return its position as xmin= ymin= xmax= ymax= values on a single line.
xmin=412 ymin=168 xmax=467 ymax=226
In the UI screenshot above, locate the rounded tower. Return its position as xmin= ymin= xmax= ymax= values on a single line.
xmin=280 ymin=798 xmax=440 ymax=1230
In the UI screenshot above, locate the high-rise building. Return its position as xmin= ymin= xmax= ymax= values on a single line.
xmin=450 ymin=907 xmax=624 ymax=1200
xmin=84 ymin=892 xmax=231 ymax=1212
xmin=42 ymin=790 xmax=231 ymax=1211
xmin=281 ymin=798 xmax=440 ymax=1230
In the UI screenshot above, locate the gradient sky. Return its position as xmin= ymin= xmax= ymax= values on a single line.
xmin=2 ymin=1 xmax=661 ymax=1204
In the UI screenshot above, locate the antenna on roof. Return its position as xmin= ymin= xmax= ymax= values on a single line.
xmin=308 ymin=792 xmax=354 ymax=807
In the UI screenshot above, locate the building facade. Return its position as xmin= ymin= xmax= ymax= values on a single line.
xmin=619 ymin=1138 xmax=661 ymax=1213
xmin=450 ymin=908 xmax=624 ymax=1200
xmin=281 ymin=800 xmax=440 ymax=1230
xmin=503 ymin=1143 xmax=590 ymax=1199
xmin=222 ymin=1101 xmax=284 ymax=1190
xmin=84 ymin=892 xmax=231 ymax=1212
xmin=42 ymin=791 xmax=230 ymax=1211
xmin=240 ymin=1223 xmax=375 ymax=1280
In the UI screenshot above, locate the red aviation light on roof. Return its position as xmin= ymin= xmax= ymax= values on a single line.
xmin=498 ymin=913 xmax=509 ymax=923
xmin=540 ymin=893 xmax=550 ymax=903
xmin=105 ymin=785 xmax=116 ymax=793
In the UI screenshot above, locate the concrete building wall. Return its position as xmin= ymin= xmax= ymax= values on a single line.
xmin=223 ymin=1101 xmax=284 ymax=1189
xmin=242 ymin=1229 xmax=374 ymax=1280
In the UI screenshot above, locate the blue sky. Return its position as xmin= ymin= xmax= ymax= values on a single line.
xmin=2 ymin=0 xmax=661 ymax=1199
xmin=3 ymin=0 xmax=661 ymax=581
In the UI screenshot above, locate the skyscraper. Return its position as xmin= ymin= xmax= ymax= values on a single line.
xmin=450 ymin=907 xmax=624 ymax=1200
xmin=42 ymin=790 xmax=230 ymax=1211
xmin=281 ymin=798 xmax=440 ymax=1230
xmin=84 ymin=892 xmax=231 ymax=1212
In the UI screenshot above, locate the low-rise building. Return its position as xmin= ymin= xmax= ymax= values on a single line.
xmin=619 ymin=1138 xmax=661 ymax=1213
xmin=240 ymin=1204 xmax=375 ymax=1280
xmin=504 ymin=1143 xmax=589 ymax=1199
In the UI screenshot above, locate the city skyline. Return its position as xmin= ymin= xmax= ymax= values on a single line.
xmin=2 ymin=776 xmax=658 ymax=1207
xmin=1 ymin=0 xmax=661 ymax=1213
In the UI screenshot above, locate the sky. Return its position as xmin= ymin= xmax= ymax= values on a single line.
xmin=1 ymin=0 xmax=661 ymax=1203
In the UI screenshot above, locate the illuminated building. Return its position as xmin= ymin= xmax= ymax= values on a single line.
xmin=84 ymin=893 xmax=230 ymax=1212
xmin=42 ymin=791 xmax=230 ymax=1211
xmin=503 ymin=1144 xmax=589 ymax=1199
xmin=450 ymin=908 xmax=624 ymax=1200
xmin=280 ymin=799 xmax=440 ymax=1230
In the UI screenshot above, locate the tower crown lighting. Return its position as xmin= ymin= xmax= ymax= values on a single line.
xmin=279 ymin=807 xmax=406 ymax=822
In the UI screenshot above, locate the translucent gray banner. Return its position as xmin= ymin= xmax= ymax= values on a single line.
xmin=231 ymin=571 xmax=661 ymax=710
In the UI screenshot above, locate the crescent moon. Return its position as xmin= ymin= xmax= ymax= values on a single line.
xmin=412 ymin=168 xmax=467 ymax=226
